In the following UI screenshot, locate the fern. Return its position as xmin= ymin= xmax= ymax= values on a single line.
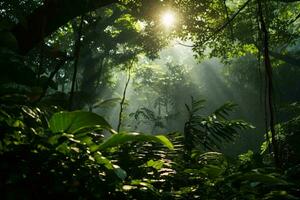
xmin=184 ymin=97 xmax=253 ymax=152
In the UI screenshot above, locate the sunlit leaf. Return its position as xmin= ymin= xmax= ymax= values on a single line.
xmin=49 ymin=111 xmax=115 ymax=134
xmin=96 ymin=132 xmax=174 ymax=151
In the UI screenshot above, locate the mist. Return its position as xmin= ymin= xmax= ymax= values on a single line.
xmin=86 ymin=41 xmax=266 ymax=156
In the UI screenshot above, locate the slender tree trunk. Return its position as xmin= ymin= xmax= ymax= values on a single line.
xmin=68 ymin=16 xmax=84 ymax=110
xmin=255 ymin=6 xmax=272 ymax=154
xmin=165 ymin=101 xmax=168 ymax=114
xmin=37 ymin=14 xmax=47 ymax=83
xmin=117 ymin=64 xmax=132 ymax=132
xmin=158 ymin=102 xmax=161 ymax=116
xmin=257 ymin=0 xmax=280 ymax=167
xmin=96 ymin=56 xmax=107 ymax=90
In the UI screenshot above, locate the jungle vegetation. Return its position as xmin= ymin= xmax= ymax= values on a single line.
xmin=0 ymin=0 xmax=300 ymax=199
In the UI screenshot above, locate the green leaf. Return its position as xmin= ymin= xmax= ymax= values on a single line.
xmin=93 ymin=151 xmax=127 ymax=180
xmin=130 ymin=179 xmax=156 ymax=191
xmin=96 ymin=132 xmax=174 ymax=151
xmin=49 ymin=111 xmax=115 ymax=134
xmin=147 ymin=159 xmax=164 ymax=170
xmin=197 ymin=165 xmax=224 ymax=178
xmin=114 ymin=165 xmax=127 ymax=180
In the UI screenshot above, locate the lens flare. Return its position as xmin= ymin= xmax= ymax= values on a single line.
xmin=161 ymin=11 xmax=176 ymax=28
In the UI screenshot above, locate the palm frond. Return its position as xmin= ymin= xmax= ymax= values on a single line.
xmin=184 ymin=97 xmax=253 ymax=152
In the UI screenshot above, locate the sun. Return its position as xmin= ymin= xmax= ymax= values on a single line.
xmin=161 ymin=11 xmax=176 ymax=28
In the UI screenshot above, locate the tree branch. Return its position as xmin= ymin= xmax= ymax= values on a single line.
xmin=177 ymin=0 xmax=252 ymax=49
xmin=222 ymin=0 xmax=234 ymax=40
xmin=288 ymin=12 xmax=300 ymax=25
xmin=11 ymin=0 xmax=117 ymax=54
xmin=197 ymin=0 xmax=252 ymax=46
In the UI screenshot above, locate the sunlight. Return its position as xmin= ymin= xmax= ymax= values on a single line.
xmin=136 ymin=20 xmax=147 ymax=32
xmin=161 ymin=11 xmax=176 ymax=28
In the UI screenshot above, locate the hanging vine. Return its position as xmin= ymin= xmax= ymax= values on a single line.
xmin=257 ymin=0 xmax=280 ymax=167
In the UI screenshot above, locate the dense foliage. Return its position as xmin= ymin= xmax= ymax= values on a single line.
xmin=1 ymin=0 xmax=300 ymax=199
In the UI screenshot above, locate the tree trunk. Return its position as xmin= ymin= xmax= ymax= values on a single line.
xmin=257 ymin=0 xmax=281 ymax=168
xmin=68 ymin=16 xmax=84 ymax=111
xmin=117 ymin=65 xmax=132 ymax=132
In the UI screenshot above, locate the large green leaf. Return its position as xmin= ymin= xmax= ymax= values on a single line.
xmin=96 ymin=132 xmax=174 ymax=151
xmin=49 ymin=111 xmax=115 ymax=134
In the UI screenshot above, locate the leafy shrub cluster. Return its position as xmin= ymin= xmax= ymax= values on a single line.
xmin=1 ymin=98 xmax=299 ymax=200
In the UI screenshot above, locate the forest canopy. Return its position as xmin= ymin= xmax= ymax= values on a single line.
xmin=1 ymin=0 xmax=300 ymax=199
